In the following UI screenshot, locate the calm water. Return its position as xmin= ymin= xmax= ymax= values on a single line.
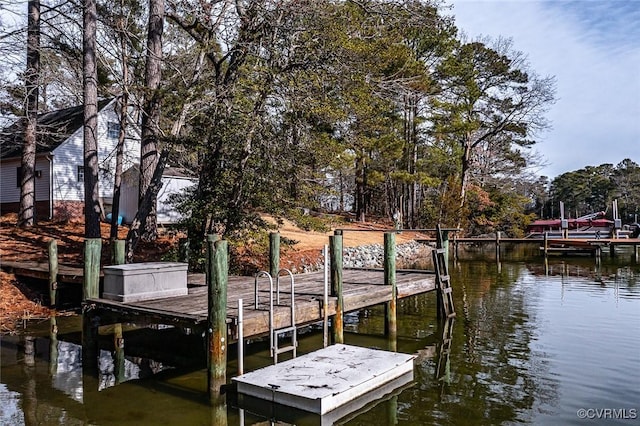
xmin=1 ymin=249 xmax=639 ymax=425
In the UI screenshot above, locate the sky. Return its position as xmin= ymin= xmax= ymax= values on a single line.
xmin=447 ymin=0 xmax=640 ymax=179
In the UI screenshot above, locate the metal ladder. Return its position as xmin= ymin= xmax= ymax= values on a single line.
xmin=433 ymin=225 xmax=456 ymax=319
xmin=254 ymin=269 xmax=298 ymax=364
xmin=432 ymin=248 xmax=455 ymax=318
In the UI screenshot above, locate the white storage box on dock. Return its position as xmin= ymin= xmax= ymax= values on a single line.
xmin=232 ymin=344 xmax=415 ymax=415
xmin=103 ymin=262 xmax=188 ymax=302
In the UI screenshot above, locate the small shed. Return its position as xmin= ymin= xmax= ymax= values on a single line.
xmin=119 ymin=165 xmax=196 ymax=224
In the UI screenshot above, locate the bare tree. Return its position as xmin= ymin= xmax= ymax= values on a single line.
xmin=83 ymin=0 xmax=101 ymax=237
xmin=18 ymin=0 xmax=40 ymax=227
xmin=139 ymin=0 xmax=164 ymax=241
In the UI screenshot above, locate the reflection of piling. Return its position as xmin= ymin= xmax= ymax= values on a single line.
xmin=384 ymin=232 xmax=397 ymax=351
xmin=331 ymin=230 xmax=344 ymax=344
xmin=113 ymin=323 xmax=125 ymax=384
xmin=387 ymin=395 xmax=398 ymax=424
xmin=48 ymin=239 xmax=58 ymax=307
xmin=453 ymin=235 xmax=458 ymax=261
xmin=207 ymin=235 xmax=228 ymax=403
xmin=82 ymin=238 xmax=101 ymax=374
xmin=49 ymin=317 xmax=58 ymax=376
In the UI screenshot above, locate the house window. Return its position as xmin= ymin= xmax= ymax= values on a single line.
xmin=77 ymin=165 xmax=85 ymax=182
xmin=107 ymin=122 xmax=120 ymax=139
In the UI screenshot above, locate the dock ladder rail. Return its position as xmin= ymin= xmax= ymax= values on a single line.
xmin=432 ymin=248 xmax=455 ymax=318
xmin=253 ymin=269 xmax=298 ymax=364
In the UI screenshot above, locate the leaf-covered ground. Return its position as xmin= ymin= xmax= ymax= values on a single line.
xmin=0 ymin=213 xmax=424 ymax=333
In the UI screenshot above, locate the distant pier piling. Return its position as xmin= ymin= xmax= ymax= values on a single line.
xmin=331 ymin=230 xmax=344 ymax=344
xmin=384 ymin=232 xmax=397 ymax=350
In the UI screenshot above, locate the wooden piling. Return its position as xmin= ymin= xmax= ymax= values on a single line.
xmin=543 ymin=232 xmax=549 ymax=257
xmin=384 ymin=232 xmax=397 ymax=345
xmin=112 ymin=239 xmax=125 ymax=265
xmin=48 ymin=239 xmax=58 ymax=307
xmin=207 ymin=235 xmax=228 ymax=402
xmin=237 ymin=298 xmax=244 ymax=376
xmin=83 ymin=238 xmax=102 ymax=301
xmin=442 ymin=230 xmax=450 ymax=265
xmin=82 ymin=238 xmax=101 ymax=374
xmin=330 ymin=232 xmax=344 ymax=344
xmin=269 ymin=232 xmax=280 ymax=279
xmin=495 ymin=231 xmax=501 ymax=260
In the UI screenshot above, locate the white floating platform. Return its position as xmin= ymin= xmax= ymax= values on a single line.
xmin=232 ymin=344 xmax=415 ymax=415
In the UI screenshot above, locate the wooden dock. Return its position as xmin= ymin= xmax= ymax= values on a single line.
xmin=0 ymin=260 xmax=88 ymax=284
xmin=86 ymin=268 xmax=436 ymax=341
xmin=416 ymin=235 xmax=640 ymax=260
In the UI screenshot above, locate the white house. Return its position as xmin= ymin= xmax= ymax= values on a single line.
xmin=119 ymin=165 xmax=196 ymax=224
xmin=0 ymin=99 xmax=141 ymax=220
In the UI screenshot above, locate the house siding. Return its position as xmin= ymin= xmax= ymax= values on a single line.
xmin=0 ymin=156 xmax=51 ymax=203
xmin=51 ymin=101 xmax=140 ymax=206
xmin=156 ymin=176 xmax=195 ymax=224
xmin=0 ymin=155 xmax=52 ymax=218
xmin=0 ymin=100 xmax=141 ymax=219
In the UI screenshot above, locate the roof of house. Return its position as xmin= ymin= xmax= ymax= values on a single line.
xmin=0 ymin=99 xmax=113 ymax=160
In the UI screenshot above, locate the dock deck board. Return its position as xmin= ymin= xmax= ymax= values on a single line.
xmin=87 ymin=268 xmax=436 ymax=340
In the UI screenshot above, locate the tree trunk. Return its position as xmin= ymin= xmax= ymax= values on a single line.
xmin=139 ymin=0 xmax=164 ymax=241
xmin=355 ymin=151 xmax=366 ymax=222
xmin=110 ymin=95 xmax=127 ymax=240
xmin=19 ymin=0 xmax=40 ymax=227
xmin=410 ymin=99 xmax=419 ymax=228
xmin=125 ymin=150 xmax=169 ymax=263
xmin=457 ymin=137 xmax=473 ymax=229
xmin=83 ymin=0 xmax=101 ymax=238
